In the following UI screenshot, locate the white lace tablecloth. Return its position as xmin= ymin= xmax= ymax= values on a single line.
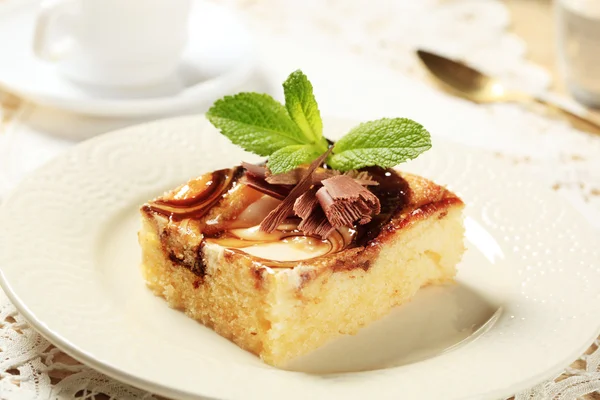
xmin=1 ymin=0 xmax=600 ymax=399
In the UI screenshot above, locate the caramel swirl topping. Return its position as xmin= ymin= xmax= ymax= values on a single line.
xmin=145 ymin=167 xmax=241 ymax=221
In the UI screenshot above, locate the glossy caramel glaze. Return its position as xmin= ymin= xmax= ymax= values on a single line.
xmin=354 ymin=167 xmax=410 ymax=245
xmin=142 ymin=167 xmax=243 ymax=221
xmin=142 ymin=166 xmax=463 ymax=272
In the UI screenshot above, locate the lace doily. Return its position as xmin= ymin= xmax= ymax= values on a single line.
xmin=1 ymin=0 xmax=600 ymax=399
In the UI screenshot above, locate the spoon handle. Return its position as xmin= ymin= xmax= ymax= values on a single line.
xmin=533 ymin=92 xmax=600 ymax=135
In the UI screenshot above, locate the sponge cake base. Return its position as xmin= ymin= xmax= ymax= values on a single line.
xmin=139 ymin=176 xmax=464 ymax=367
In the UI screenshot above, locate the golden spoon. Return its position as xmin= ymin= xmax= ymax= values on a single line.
xmin=416 ymin=49 xmax=600 ymax=134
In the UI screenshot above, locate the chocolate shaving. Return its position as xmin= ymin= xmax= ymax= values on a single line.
xmin=241 ymin=162 xmax=293 ymax=200
xmin=316 ymin=175 xmax=381 ymax=228
xmin=342 ymin=170 xmax=379 ymax=186
xmin=294 ymin=187 xmax=319 ymax=220
xmin=265 ymin=168 xmax=305 ymax=185
xmin=242 ymin=162 xmax=268 ymax=179
xmin=294 ymin=187 xmax=335 ymax=237
xmin=266 ymin=167 xmax=378 ymax=186
xmin=260 ymin=149 xmax=332 ymax=233
xmin=239 ymin=175 xmax=290 ymax=200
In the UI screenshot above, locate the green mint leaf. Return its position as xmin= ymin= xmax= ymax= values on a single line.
xmin=268 ymin=144 xmax=324 ymax=174
xmin=328 ymin=118 xmax=431 ymax=171
xmin=207 ymin=93 xmax=310 ymax=156
xmin=283 ymin=70 xmax=328 ymax=151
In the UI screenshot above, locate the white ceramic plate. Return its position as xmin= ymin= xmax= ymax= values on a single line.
xmin=0 ymin=0 xmax=254 ymax=117
xmin=1 ymin=116 xmax=599 ymax=400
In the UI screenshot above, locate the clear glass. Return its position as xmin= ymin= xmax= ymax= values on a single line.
xmin=556 ymin=0 xmax=600 ymax=107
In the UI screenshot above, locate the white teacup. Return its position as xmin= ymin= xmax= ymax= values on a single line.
xmin=33 ymin=0 xmax=191 ymax=88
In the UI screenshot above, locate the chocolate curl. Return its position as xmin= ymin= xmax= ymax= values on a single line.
xmin=317 ymin=175 xmax=381 ymax=228
xmin=242 ymin=162 xmax=268 ymax=179
xmin=267 ymin=167 xmax=378 ymax=186
xmin=260 ymin=149 xmax=332 ymax=233
xmin=240 ymin=162 xmax=292 ymax=200
xmin=294 ymin=187 xmax=335 ymax=238
xmin=239 ymin=175 xmax=290 ymax=200
xmin=343 ymin=170 xmax=379 ymax=186
xmin=265 ymin=168 xmax=305 ymax=185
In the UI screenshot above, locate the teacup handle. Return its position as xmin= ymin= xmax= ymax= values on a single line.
xmin=33 ymin=0 xmax=77 ymax=61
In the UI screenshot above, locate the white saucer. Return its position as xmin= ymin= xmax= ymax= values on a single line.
xmin=0 ymin=0 xmax=255 ymax=117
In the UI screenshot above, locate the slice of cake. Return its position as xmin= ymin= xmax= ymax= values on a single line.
xmin=139 ymin=165 xmax=464 ymax=366
xmin=138 ymin=69 xmax=465 ymax=367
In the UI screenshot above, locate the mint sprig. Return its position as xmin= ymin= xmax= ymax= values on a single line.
xmin=269 ymin=144 xmax=324 ymax=175
xmin=283 ymin=70 xmax=326 ymax=147
xmin=206 ymin=93 xmax=307 ymax=156
xmin=207 ymin=70 xmax=432 ymax=173
xmin=328 ymin=118 xmax=431 ymax=171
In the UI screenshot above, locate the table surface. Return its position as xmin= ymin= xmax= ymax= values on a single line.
xmin=1 ymin=0 xmax=600 ymax=399
xmin=505 ymin=0 xmax=558 ymax=85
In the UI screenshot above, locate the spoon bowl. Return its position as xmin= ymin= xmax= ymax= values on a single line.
xmin=416 ymin=49 xmax=600 ymax=133
xmin=416 ymin=49 xmax=528 ymax=103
